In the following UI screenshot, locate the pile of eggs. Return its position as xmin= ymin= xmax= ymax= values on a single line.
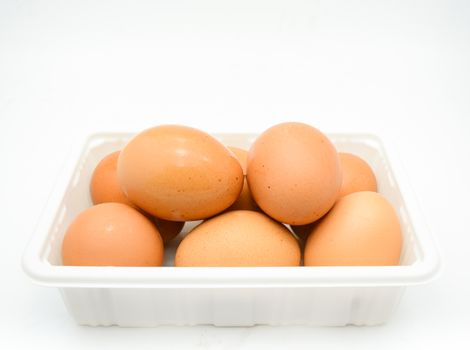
xmin=62 ymin=122 xmax=402 ymax=267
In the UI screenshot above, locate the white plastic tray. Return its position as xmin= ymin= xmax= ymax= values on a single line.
xmin=22 ymin=132 xmax=441 ymax=326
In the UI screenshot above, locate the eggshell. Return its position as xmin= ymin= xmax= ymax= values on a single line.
xmin=339 ymin=152 xmax=377 ymax=197
xmin=62 ymin=203 xmax=164 ymax=266
xmin=226 ymin=146 xmax=259 ymax=211
xmin=117 ymin=125 xmax=244 ymax=221
xmin=247 ymin=122 xmax=342 ymax=225
xmin=304 ymin=191 xmax=402 ymax=266
xmin=153 ymin=218 xmax=185 ymax=243
xmin=175 ymin=210 xmax=301 ymax=267
xmin=90 ymin=151 xmax=135 ymax=207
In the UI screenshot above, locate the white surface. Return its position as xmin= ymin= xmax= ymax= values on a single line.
xmin=1 ymin=0 xmax=469 ymax=348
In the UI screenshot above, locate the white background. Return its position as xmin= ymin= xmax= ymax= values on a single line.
xmin=1 ymin=0 xmax=470 ymax=349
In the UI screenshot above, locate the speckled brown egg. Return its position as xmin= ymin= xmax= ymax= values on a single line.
xmin=226 ymin=146 xmax=259 ymax=211
xmin=247 ymin=122 xmax=342 ymax=225
xmin=175 ymin=210 xmax=300 ymax=267
xmin=339 ymin=152 xmax=377 ymax=197
xmin=90 ymin=151 xmax=135 ymax=207
xmin=304 ymin=191 xmax=402 ymax=266
xmin=117 ymin=125 xmax=244 ymax=221
xmin=62 ymin=203 xmax=164 ymax=266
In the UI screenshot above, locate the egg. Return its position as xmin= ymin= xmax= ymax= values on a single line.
xmin=175 ymin=210 xmax=301 ymax=267
xmin=304 ymin=191 xmax=402 ymax=266
xmin=62 ymin=203 xmax=164 ymax=266
xmin=153 ymin=218 xmax=185 ymax=243
xmin=226 ymin=146 xmax=258 ymax=211
xmin=339 ymin=152 xmax=377 ymax=197
xmin=90 ymin=150 xmax=185 ymax=243
xmin=90 ymin=151 xmax=135 ymax=207
xmin=247 ymin=122 xmax=342 ymax=225
xmin=117 ymin=125 xmax=244 ymax=221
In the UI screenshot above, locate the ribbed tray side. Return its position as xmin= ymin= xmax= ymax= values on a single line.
xmin=59 ymin=286 xmax=405 ymax=327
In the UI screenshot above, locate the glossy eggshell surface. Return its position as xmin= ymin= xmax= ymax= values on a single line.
xmin=247 ymin=122 xmax=342 ymax=225
xmin=175 ymin=210 xmax=301 ymax=267
xmin=304 ymin=191 xmax=402 ymax=266
xmin=62 ymin=203 xmax=164 ymax=266
xmin=90 ymin=151 xmax=135 ymax=207
xmin=117 ymin=125 xmax=244 ymax=221
xmin=339 ymin=152 xmax=377 ymax=197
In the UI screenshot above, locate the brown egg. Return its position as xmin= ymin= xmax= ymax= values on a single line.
xmin=226 ymin=146 xmax=259 ymax=211
xmin=247 ymin=122 xmax=342 ymax=225
xmin=175 ymin=210 xmax=301 ymax=267
xmin=90 ymin=151 xmax=135 ymax=207
xmin=339 ymin=152 xmax=377 ymax=197
xmin=153 ymin=218 xmax=185 ymax=243
xmin=304 ymin=191 xmax=402 ymax=266
xmin=62 ymin=203 xmax=164 ymax=266
xmin=117 ymin=125 xmax=244 ymax=221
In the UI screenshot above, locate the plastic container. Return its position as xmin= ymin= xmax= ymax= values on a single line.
xmin=22 ymin=132 xmax=440 ymax=326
